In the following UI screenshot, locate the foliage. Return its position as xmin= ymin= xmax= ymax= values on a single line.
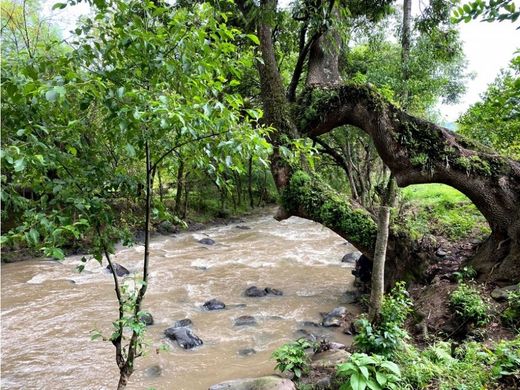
xmin=336 ymin=353 xmax=401 ymax=390
xmin=453 ymin=266 xmax=477 ymax=282
xmin=502 ymin=285 xmax=520 ymax=329
xmin=458 ymin=53 xmax=520 ymax=159
xmin=272 ymin=338 xmax=314 ymax=379
xmin=449 ymin=283 xmax=489 ymax=326
xmin=396 ymin=337 xmax=520 ymax=389
xmin=453 ymin=0 xmax=520 ymax=26
xmin=354 ymin=282 xmax=413 ymax=356
xmin=401 ymin=184 xmax=490 ymax=240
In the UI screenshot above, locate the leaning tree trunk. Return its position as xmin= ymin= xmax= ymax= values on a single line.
xmin=255 ymin=0 xmax=520 ymax=286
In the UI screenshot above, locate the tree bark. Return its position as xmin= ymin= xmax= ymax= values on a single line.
xmin=401 ymin=0 xmax=412 ymax=106
xmin=254 ymin=1 xmax=520 ymax=285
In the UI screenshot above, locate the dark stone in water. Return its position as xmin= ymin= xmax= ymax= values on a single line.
xmin=238 ymin=348 xmax=256 ymax=356
xmin=245 ymin=286 xmax=267 ymax=297
xmin=265 ymin=287 xmax=283 ymax=296
xmin=106 ymin=263 xmax=130 ymax=277
xmin=341 ymin=251 xmax=361 ymax=263
xmin=235 ymin=225 xmax=251 ymax=230
xmin=352 ymin=255 xmax=371 ymax=289
xmin=295 ymin=328 xmax=322 ymax=343
xmin=234 ymin=315 xmax=257 ymax=326
xmin=157 ymin=220 xmax=179 ymax=235
xmin=244 ymin=286 xmax=283 ymax=297
xmin=203 ymin=298 xmax=226 ymax=311
xmin=322 ymin=307 xmax=347 ymax=327
xmin=144 ymin=365 xmax=162 ymax=378
xmin=164 ymin=326 xmax=203 ymax=349
xmin=198 ymin=238 xmax=215 ymax=245
xmin=174 ymin=318 xmax=193 ymax=328
xmin=139 ymin=312 xmax=154 ymax=326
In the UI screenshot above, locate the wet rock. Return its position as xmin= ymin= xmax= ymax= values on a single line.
xmin=343 ymin=290 xmax=361 ymax=304
xmin=203 ymin=298 xmax=226 ymax=311
xmin=238 ymin=348 xmax=256 ymax=356
xmin=436 ymin=248 xmax=448 ymax=257
xmin=244 ymin=286 xmax=283 ymax=297
xmin=234 ymin=315 xmax=257 ymax=326
xmin=193 ymin=266 xmax=208 ymax=271
xmin=106 ymin=263 xmax=130 ymax=277
xmin=174 ymin=318 xmax=193 ymax=328
xmin=144 ymin=364 xmax=162 ymax=378
xmin=311 ymin=349 xmax=351 ymax=369
xmin=352 ymin=255 xmax=371 ymax=291
xmin=341 ymin=251 xmax=361 ymax=264
xmin=265 ymin=287 xmax=283 ymax=296
xmin=322 ymin=307 xmax=347 ymax=327
xmin=235 ymin=225 xmax=251 ymax=230
xmin=198 ymin=238 xmax=215 ymax=245
xmin=209 ymin=376 xmax=296 ymax=390
xmin=164 ymin=326 xmax=203 ymax=349
xmin=157 ymin=220 xmax=179 ymax=235
xmin=295 ymin=329 xmax=320 ymax=343
xmin=491 ymin=285 xmax=520 ymax=302
xmin=139 ymin=312 xmax=154 ymax=326
xmin=245 ymin=286 xmax=267 ymax=297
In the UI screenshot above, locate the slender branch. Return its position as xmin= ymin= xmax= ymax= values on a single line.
xmin=151 ymin=129 xmax=230 ymax=173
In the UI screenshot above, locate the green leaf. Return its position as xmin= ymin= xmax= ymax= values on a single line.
xmin=125 ymin=144 xmax=136 ymax=157
xmin=246 ymin=34 xmax=260 ymax=45
xmin=350 ymin=373 xmax=367 ymax=390
xmin=375 ymin=371 xmax=388 ymax=386
xmin=45 ymin=90 xmax=58 ymax=102
xmin=52 ymin=2 xmax=67 ymax=10
xmin=366 ymin=378 xmax=382 ymax=390
xmin=14 ymin=158 xmax=26 ymax=172
xmin=380 ymin=361 xmax=401 ymax=376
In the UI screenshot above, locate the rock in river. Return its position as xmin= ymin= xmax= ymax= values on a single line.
xmin=198 ymin=238 xmax=215 ymax=245
xmin=321 ymin=307 xmax=347 ymax=327
xmin=164 ymin=326 xmax=203 ymax=349
xmin=341 ymin=251 xmax=361 ymax=264
xmin=234 ymin=315 xmax=257 ymax=326
xmin=209 ymin=376 xmax=296 ymax=390
xmin=245 ymin=286 xmax=283 ymax=297
xmin=203 ymin=298 xmax=226 ymax=311
xmin=173 ymin=318 xmax=193 ymax=328
xmin=106 ymin=263 xmax=130 ymax=277
xmin=139 ymin=312 xmax=154 ymax=326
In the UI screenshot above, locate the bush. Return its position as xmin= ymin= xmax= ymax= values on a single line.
xmin=354 ymin=282 xmax=413 ymax=356
xmin=502 ymin=286 xmax=520 ymax=329
xmin=449 ymin=283 xmax=489 ymax=326
xmin=396 ymin=338 xmax=520 ymax=389
xmin=336 ymin=353 xmax=401 ymax=390
xmin=272 ymin=338 xmax=314 ymax=379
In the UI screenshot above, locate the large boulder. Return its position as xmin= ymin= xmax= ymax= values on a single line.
xmin=209 ymin=376 xmax=296 ymax=390
xmin=164 ymin=326 xmax=203 ymax=349
xmin=341 ymin=251 xmax=361 ymax=264
xmin=321 ymin=307 xmax=347 ymax=327
xmin=311 ymin=349 xmax=351 ymax=369
xmin=203 ymin=298 xmax=226 ymax=311
xmin=491 ymin=284 xmax=520 ymax=301
xmin=157 ymin=220 xmax=179 ymax=235
xmin=106 ymin=263 xmax=130 ymax=277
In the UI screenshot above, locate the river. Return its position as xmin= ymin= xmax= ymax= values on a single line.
xmin=1 ymin=209 xmax=358 ymax=389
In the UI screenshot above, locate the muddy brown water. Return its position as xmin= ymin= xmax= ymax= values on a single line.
xmin=1 ymin=210 xmax=359 ymax=390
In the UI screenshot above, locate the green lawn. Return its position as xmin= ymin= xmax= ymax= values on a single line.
xmin=401 ymin=184 xmax=490 ymax=240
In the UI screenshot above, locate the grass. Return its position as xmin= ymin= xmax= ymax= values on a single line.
xmin=400 ymin=183 xmax=490 ymax=240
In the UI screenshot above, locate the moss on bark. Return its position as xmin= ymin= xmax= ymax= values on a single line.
xmin=281 ymin=170 xmax=377 ymax=252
